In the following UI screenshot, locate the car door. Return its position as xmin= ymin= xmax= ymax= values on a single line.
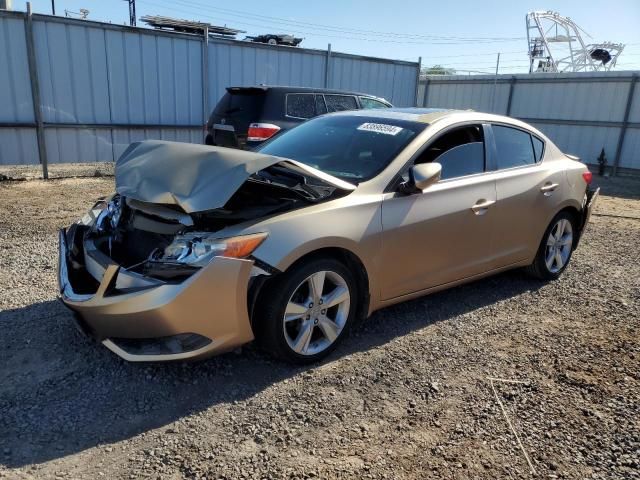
xmin=486 ymin=124 xmax=565 ymax=266
xmin=380 ymin=123 xmax=498 ymax=300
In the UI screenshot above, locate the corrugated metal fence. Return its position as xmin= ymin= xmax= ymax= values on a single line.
xmin=418 ymin=71 xmax=640 ymax=174
xmin=0 ymin=10 xmax=419 ymax=176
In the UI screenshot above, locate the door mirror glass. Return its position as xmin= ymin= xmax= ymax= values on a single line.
xmin=410 ymin=163 xmax=442 ymax=192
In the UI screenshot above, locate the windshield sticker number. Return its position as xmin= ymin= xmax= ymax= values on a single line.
xmin=357 ymin=123 xmax=403 ymax=136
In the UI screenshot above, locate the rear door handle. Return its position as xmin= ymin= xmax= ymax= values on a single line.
xmin=471 ymin=199 xmax=496 ymax=215
xmin=540 ymin=183 xmax=559 ymax=195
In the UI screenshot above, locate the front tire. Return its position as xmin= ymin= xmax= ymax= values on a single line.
xmin=525 ymin=211 xmax=576 ymax=280
xmin=254 ymin=258 xmax=357 ymax=363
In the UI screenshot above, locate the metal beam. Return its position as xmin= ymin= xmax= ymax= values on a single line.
xmin=424 ymin=74 xmax=638 ymax=86
xmin=613 ymin=74 xmax=638 ymax=176
xmin=24 ymin=3 xmax=48 ymax=179
xmin=324 ymin=43 xmax=332 ymax=88
xmin=0 ymin=122 xmax=203 ymax=129
xmin=421 ymin=78 xmax=430 ymax=107
xmin=413 ymin=56 xmax=421 ymax=107
xmin=517 ymin=117 xmax=640 ymax=129
xmin=505 ymin=76 xmax=517 ymax=116
xmin=202 ymin=25 xmax=209 ymax=130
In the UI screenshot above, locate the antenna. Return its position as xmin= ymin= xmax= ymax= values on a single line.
xmin=526 ymin=11 xmax=624 ymax=73
xmin=124 ymin=0 xmax=136 ymax=26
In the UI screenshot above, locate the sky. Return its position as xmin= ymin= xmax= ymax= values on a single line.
xmin=23 ymin=0 xmax=640 ymax=73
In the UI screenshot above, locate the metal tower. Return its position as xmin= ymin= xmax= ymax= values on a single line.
xmin=526 ymin=11 xmax=624 ymax=73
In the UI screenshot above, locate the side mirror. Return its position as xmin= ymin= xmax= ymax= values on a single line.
xmin=402 ymin=163 xmax=441 ymax=193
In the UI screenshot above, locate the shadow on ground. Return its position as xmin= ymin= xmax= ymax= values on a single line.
xmin=0 ymin=269 xmax=542 ymax=467
xmin=592 ymin=174 xmax=640 ymax=200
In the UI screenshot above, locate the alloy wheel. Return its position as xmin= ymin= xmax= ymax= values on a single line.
xmin=545 ymin=218 xmax=573 ymax=273
xmin=282 ymin=270 xmax=350 ymax=356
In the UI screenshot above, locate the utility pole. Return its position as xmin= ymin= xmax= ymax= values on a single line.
xmin=125 ymin=0 xmax=136 ymax=26
xmin=491 ymin=53 xmax=501 ymax=113
xmin=51 ymin=0 xmax=55 ymax=14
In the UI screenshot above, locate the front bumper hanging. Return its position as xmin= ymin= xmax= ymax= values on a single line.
xmin=58 ymin=228 xmax=256 ymax=362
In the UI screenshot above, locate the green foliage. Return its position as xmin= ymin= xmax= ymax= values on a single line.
xmin=422 ymin=65 xmax=456 ymax=76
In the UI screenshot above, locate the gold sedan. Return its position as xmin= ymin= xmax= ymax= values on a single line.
xmin=58 ymin=109 xmax=598 ymax=363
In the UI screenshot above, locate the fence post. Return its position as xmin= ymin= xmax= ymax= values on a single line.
xmin=202 ymin=25 xmax=209 ymax=131
xmin=612 ymin=73 xmax=637 ymax=176
xmin=505 ymin=76 xmax=517 ymax=116
xmin=421 ymin=78 xmax=430 ymax=107
xmin=24 ymin=2 xmax=48 ymax=178
xmin=324 ymin=43 xmax=331 ymax=88
xmin=413 ymin=56 xmax=421 ymax=106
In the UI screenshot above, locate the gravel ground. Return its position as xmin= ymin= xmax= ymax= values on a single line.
xmin=0 ymin=174 xmax=638 ymax=480
xmin=0 ymin=163 xmax=114 ymax=181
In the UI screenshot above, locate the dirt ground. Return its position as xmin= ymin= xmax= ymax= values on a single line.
xmin=0 ymin=174 xmax=638 ymax=479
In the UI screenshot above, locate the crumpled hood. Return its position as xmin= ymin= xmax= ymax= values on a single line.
xmin=115 ymin=140 xmax=353 ymax=214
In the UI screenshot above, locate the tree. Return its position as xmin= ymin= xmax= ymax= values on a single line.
xmin=422 ymin=64 xmax=456 ymax=76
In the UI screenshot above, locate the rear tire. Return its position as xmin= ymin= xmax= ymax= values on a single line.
xmin=525 ymin=211 xmax=576 ymax=280
xmin=254 ymin=258 xmax=357 ymax=364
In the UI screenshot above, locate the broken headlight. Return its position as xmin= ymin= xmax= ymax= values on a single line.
xmin=94 ymin=195 xmax=123 ymax=232
xmin=154 ymin=232 xmax=268 ymax=267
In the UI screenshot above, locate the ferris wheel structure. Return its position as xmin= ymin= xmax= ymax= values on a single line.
xmin=526 ymin=11 xmax=624 ymax=73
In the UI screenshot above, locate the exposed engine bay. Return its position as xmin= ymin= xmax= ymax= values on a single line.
xmin=73 ymin=165 xmax=348 ymax=284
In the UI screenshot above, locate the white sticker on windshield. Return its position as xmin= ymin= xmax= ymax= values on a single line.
xmin=357 ymin=122 xmax=403 ymax=136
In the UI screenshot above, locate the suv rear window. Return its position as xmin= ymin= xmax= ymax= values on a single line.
xmin=286 ymin=94 xmax=316 ymax=119
xmin=211 ymin=89 xmax=265 ymax=127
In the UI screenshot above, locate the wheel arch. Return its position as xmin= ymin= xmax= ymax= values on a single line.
xmin=253 ymin=245 xmax=372 ymax=325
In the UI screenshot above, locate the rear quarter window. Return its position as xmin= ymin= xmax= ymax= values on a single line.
xmin=325 ymin=95 xmax=358 ymax=112
xmin=532 ymin=135 xmax=545 ymax=161
xmin=359 ymin=97 xmax=390 ymax=109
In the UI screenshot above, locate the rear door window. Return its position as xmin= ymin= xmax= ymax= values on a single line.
xmin=359 ymin=97 xmax=389 ymax=109
xmin=286 ymin=94 xmax=316 ymax=119
xmin=324 ymin=95 xmax=358 ymax=112
xmin=493 ymin=125 xmax=536 ymax=169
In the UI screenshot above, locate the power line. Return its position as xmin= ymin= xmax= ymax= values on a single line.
xmin=139 ymin=0 xmax=526 ymax=45
xmin=164 ymin=0 xmax=526 ymax=42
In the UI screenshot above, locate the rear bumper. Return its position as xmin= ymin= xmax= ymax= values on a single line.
xmin=576 ymin=186 xmax=599 ymax=245
xmin=58 ymin=229 xmax=256 ymax=362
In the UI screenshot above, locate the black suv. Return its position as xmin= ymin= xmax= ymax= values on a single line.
xmin=205 ymin=86 xmax=392 ymax=149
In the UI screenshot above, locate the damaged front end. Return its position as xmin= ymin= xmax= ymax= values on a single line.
xmin=58 ymin=140 xmax=354 ymax=361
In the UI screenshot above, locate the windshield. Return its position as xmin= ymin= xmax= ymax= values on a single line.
xmin=257 ymin=115 xmax=425 ymax=182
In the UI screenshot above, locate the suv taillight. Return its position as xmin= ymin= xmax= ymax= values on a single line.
xmin=247 ymin=123 xmax=280 ymax=142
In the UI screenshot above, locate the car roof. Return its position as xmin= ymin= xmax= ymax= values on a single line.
xmin=226 ymin=85 xmax=389 ymax=101
xmin=326 ymin=108 xmax=546 ymax=133
xmin=327 ymin=107 xmax=455 ymax=123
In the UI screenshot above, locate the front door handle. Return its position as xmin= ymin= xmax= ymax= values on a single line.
xmin=540 ymin=182 xmax=559 ymax=196
xmin=471 ymin=199 xmax=496 ymax=215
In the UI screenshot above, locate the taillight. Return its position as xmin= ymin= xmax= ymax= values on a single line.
xmin=247 ymin=123 xmax=280 ymax=142
xmin=582 ymin=171 xmax=593 ymax=184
